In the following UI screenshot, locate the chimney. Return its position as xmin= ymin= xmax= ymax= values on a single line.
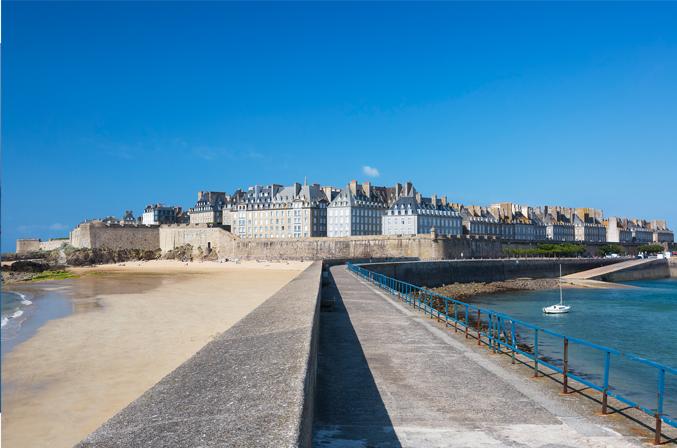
xmin=198 ymin=191 xmax=204 ymax=201
xmin=431 ymin=194 xmax=437 ymax=207
xmin=441 ymin=195 xmax=447 ymax=206
xmin=293 ymin=182 xmax=302 ymax=195
xmin=362 ymin=181 xmax=371 ymax=198
xmin=349 ymin=180 xmax=358 ymax=196
xmin=405 ymin=181 xmax=413 ymax=196
xmin=395 ymin=183 xmax=402 ymax=199
xmin=415 ymin=192 xmax=422 ymax=203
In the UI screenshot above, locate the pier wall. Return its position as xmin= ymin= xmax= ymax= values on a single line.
xmin=78 ymin=261 xmax=323 ymax=447
xmin=596 ymin=258 xmax=670 ymax=282
xmin=359 ymin=258 xmax=624 ymax=288
xmin=668 ymin=258 xmax=677 ymax=278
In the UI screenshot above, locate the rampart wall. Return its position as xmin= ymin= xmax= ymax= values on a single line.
xmin=70 ymin=223 xmax=160 ymax=251
xmin=15 ymin=238 xmax=69 ymax=254
xmin=20 ymin=223 xmax=661 ymax=262
xmin=159 ymin=225 xmax=236 ymax=255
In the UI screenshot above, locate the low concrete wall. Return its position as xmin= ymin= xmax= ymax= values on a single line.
xmin=671 ymin=258 xmax=677 ymax=278
xmin=360 ymin=258 xmax=624 ymax=288
xmin=596 ymin=258 xmax=670 ymax=282
xmin=78 ymin=261 xmax=323 ymax=448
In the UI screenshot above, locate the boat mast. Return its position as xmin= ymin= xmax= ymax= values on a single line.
xmin=559 ymin=264 xmax=563 ymax=305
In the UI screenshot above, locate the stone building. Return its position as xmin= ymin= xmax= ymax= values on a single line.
xmin=234 ymin=182 xmax=330 ymax=239
xmin=628 ymin=219 xmax=654 ymax=244
xmin=382 ymin=185 xmax=462 ymax=236
xmin=327 ymin=180 xmax=388 ymax=237
xmin=535 ymin=207 xmax=576 ymax=242
xmin=604 ymin=217 xmax=633 ymax=243
xmin=142 ymin=204 xmax=184 ymax=225
xmin=459 ymin=205 xmax=504 ymax=238
xmin=570 ymin=208 xmax=606 ymax=243
xmin=649 ymin=220 xmax=674 ymax=243
xmin=487 ymin=202 xmax=547 ymax=241
xmin=189 ymin=191 xmax=229 ymax=225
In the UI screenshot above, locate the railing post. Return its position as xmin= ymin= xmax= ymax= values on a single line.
xmin=477 ymin=309 xmax=481 ymax=346
xmin=654 ymin=368 xmax=665 ymax=445
xmin=511 ymin=320 xmax=516 ymax=365
xmin=490 ymin=314 xmax=496 ymax=353
xmin=444 ymin=300 xmax=449 ymax=327
xmin=533 ymin=329 xmax=539 ymax=377
xmin=465 ymin=304 xmax=469 ymax=339
xmin=602 ymin=351 xmax=610 ymax=414
xmin=454 ymin=303 xmax=458 ymax=333
xmin=562 ymin=338 xmax=569 ymax=394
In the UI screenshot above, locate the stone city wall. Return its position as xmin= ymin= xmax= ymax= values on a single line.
xmin=15 ymin=239 xmax=41 ymax=254
xmin=15 ymin=238 xmax=69 ymax=254
xmin=20 ymin=222 xmax=659 ymax=261
xmin=70 ymin=222 xmax=160 ymax=251
xmin=159 ymin=225 xmax=236 ymax=255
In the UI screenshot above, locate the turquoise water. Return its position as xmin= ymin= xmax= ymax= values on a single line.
xmin=472 ymin=278 xmax=677 ymax=423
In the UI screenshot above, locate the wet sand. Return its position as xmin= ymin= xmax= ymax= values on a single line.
xmin=1 ymin=260 xmax=310 ymax=448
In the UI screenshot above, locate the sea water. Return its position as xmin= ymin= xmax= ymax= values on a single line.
xmin=1 ymin=286 xmax=72 ymax=357
xmin=1 ymin=290 xmax=33 ymax=330
xmin=472 ymin=278 xmax=677 ymax=422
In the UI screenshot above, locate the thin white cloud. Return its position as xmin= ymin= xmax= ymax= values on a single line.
xmin=49 ymin=223 xmax=69 ymax=230
xmin=362 ymin=165 xmax=380 ymax=178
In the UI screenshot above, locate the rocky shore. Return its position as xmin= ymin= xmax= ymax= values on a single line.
xmin=431 ymin=278 xmax=561 ymax=302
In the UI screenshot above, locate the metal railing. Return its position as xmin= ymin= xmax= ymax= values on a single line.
xmin=347 ymin=262 xmax=676 ymax=444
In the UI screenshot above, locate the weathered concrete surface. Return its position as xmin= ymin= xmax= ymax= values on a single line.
xmin=361 ymin=258 xmax=624 ymax=288
xmin=565 ymin=258 xmax=670 ymax=282
xmin=313 ymin=266 xmax=643 ymax=447
xmin=78 ymin=261 xmax=323 ymax=448
xmin=669 ymin=258 xmax=677 ymax=278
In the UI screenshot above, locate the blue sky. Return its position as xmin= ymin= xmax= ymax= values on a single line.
xmin=2 ymin=2 xmax=676 ymax=250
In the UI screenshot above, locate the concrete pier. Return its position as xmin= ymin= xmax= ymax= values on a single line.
xmin=313 ymin=266 xmax=643 ymax=447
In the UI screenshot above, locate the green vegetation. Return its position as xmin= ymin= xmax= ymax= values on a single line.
xmin=638 ymin=244 xmax=664 ymax=254
xmin=504 ymin=243 xmax=586 ymax=257
xmin=30 ymin=270 xmax=79 ymax=281
xmin=598 ymin=243 xmax=625 ymax=257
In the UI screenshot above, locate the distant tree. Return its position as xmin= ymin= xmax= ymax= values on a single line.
xmin=638 ymin=244 xmax=664 ymax=254
xmin=598 ymin=244 xmax=625 ymax=257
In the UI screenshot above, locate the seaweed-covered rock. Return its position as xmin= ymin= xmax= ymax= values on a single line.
xmin=8 ymin=260 xmax=51 ymax=272
xmin=65 ymin=248 xmax=162 ymax=266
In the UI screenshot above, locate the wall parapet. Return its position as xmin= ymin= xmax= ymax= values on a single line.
xmin=78 ymin=261 xmax=323 ymax=448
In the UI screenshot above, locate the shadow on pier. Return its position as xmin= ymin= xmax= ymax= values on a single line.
xmin=312 ymin=271 xmax=402 ymax=447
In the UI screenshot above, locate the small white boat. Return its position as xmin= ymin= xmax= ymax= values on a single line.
xmin=543 ymin=265 xmax=571 ymax=314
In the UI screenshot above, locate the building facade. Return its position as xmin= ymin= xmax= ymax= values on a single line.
xmin=142 ymin=204 xmax=184 ymax=225
xmin=383 ymin=187 xmax=462 ymax=236
xmin=327 ymin=181 xmax=388 ymax=237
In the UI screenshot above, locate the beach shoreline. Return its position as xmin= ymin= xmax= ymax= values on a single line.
xmin=1 ymin=259 xmax=310 ymax=448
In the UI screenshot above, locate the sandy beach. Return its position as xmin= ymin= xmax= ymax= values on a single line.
xmin=1 ymin=260 xmax=310 ymax=448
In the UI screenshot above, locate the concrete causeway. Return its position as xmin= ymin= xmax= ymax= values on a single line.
xmin=78 ymin=261 xmax=323 ymax=448
xmin=313 ymin=265 xmax=644 ymax=448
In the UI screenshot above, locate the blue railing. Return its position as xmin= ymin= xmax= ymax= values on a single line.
xmin=346 ymin=262 xmax=676 ymax=444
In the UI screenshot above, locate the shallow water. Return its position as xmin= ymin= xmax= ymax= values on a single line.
xmin=471 ymin=278 xmax=677 ymax=423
